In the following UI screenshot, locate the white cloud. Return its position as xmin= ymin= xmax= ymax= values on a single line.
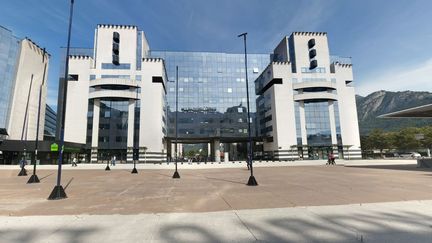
xmin=356 ymin=58 xmax=432 ymax=96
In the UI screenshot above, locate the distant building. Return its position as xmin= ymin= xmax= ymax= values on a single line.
xmin=0 ymin=25 xmax=52 ymax=164
xmin=0 ymin=25 xmax=49 ymax=141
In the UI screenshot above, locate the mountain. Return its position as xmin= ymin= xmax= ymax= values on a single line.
xmin=356 ymin=90 xmax=432 ymax=135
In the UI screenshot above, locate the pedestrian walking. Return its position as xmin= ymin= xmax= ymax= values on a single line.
xmin=246 ymin=155 xmax=251 ymax=170
xmin=72 ymin=157 xmax=78 ymax=167
xmin=330 ymin=152 xmax=336 ymax=165
xmin=19 ymin=157 xmax=27 ymax=169
xmin=111 ymin=156 xmax=116 ymax=166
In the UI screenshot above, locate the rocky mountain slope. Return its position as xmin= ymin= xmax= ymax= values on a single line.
xmin=356 ymin=90 xmax=432 ymax=135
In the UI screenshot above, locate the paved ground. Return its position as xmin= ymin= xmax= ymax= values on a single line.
xmin=1 ymin=160 xmax=432 ymax=242
xmin=1 ymin=200 xmax=432 ymax=242
xmin=0 ymin=158 xmax=419 ymax=170
xmin=0 ymin=161 xmax=431 ymax=216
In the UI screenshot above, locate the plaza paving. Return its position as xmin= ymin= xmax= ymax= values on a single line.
xmin=1 ymin=160 xmax=432 ymax=242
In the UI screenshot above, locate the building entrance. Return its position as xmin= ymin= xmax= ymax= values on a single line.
xmin=168 ymin=140 xmax=250 ymax=162
xmin=98 ymin=149 xmax=127 ymax=164
xmin=307 ymin=146 xmax=333 ymax=160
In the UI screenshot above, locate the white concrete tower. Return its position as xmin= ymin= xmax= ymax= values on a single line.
xmin=256 ymin=32 xmax=361 ymax=160
xmin=63 ymin=24 xmax=166 ymax=163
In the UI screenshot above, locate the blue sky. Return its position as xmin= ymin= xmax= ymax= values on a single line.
xmin=1 ymin=0 xmax=432 ymax=110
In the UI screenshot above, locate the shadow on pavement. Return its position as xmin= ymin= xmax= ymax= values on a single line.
xmin=159 ymin=225 xmax=220 ymax=243
xmin=158 ymin=208 xmax=432 ymax=242
xmin=204 ymin=176 xmax=245 ymax=185
xmin=346 ymin=164 xmax=432 ymax=172
xmin=64 ymin=177 xmax=74 ymax=190
xmin=38 ymin=173 xmax=54 ymax=182
xmin=0 ymin=227 xmax=99 ymax=243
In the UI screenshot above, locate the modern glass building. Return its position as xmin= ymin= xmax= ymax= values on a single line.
xmin=61 ymin=25 xmax=362 ymax=163
xmin=0 ymin=25 xmax=20 ymax=130
xmin=149 ymin=51 xmax=269 ymax=160
xmin=0 ymin=25 xmax=49 ymax=141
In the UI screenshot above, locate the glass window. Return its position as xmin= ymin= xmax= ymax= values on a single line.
xmin=101 ymin=75 xmax=130 ymax=79
xmin=101 ymin=63 xmax=131 ymax=69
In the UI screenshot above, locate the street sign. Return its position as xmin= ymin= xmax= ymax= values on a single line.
xmin=50 ymin=143 xmax=58 ymax=152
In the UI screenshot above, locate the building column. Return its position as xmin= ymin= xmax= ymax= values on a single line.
xmin=298 ymin=101 xmax=308 ymax=159
xmin=213 ymin=139 xmax=220 ymax=162
xmin=224 ymin=143 xmax=230 ymax=162
xmin=91 ymin=99 xmax=100 ymax=163
xmin=167 ymin=139 xmax=172 ymax=161
xmin=208 ymin=143 xmax=212 ymax=160
xmin=126 ymin=99 xmax=135 ymax=163
xmin=328 ymin=101 xmax=339 ymax=158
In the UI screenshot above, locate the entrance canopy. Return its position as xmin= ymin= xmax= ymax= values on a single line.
xmin=379 ymin=104 xmax=432 ymax=118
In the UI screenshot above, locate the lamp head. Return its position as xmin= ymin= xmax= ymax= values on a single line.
xmin=237 ymin=32 xmax=247 ymax=38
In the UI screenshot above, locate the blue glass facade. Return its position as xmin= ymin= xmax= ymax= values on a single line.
xmin=44 ymin=104 xmax=57 ymax=138
xmin=304 ymin=101 xmax=332 ymax=146
xmin=149 ymin=51 xmax=269 ymax=140
xmin=0 ymin=26 xmax=20 ymax=129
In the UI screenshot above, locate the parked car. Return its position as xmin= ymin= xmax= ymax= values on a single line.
xmin=400 ymin=152 xmax=421 ymax=159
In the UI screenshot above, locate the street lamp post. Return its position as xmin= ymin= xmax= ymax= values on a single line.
xmin=172 ymin=66 xmax=180 ymax=179
xmin=105 ymin=102 xmax=113 ymax=171
xmin=48 ymin=0 xmax=75 ymax=200
xmin=131 ymin=85 xmax=139 ymax=174
xmin=238 ymin=32 xmax=258 ymax=186
xmin=28 ymin=48 xmax=48 ymax=184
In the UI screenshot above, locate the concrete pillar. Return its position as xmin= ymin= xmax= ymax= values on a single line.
xmin=224 ymin=152 xmax=229 ymax=162
xmin=232 ymin=143 xmax=238 ymax=161
xmin=328 ymin=101 xmax=338 ymax=145
xmin=213 ymin=139 xmax=220 ymax=162
xmin=91 ymin=99 xmax=100 ymax=163
xmin=298 ymin=102 xmax=309 ymax=160
xmin=224 ymin=143 xmax=230 ymax=162
xmin=167 ymin=139 xmax=172 ymax=161
xmin=126 ymin=99 xmax=135 ymax=163
xmin=299 ymin=101 xmax=307 ymax=146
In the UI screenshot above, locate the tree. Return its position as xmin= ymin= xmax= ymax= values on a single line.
xmin=364 ymin=129 xmax=392 ymax=157
xmin=392 ymin=127 xmax=422 ymax=151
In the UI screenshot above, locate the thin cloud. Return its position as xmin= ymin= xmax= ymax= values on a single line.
xmin=356 ymin=58 xmax=432 ymax=96
xmin=262 ymin=0 xmax=337 ymax=51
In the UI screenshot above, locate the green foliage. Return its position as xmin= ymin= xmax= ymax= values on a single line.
xmin=356 ymin=91 xmax=432 ymax=135
xmin=361 ymin=126 xmax=432 ymax=152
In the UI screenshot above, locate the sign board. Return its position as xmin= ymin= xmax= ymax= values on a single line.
xmin=415 ymin=134 xmax=424 ymax=140
xmin=50 ymin=143 xmax=58 ymax=152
